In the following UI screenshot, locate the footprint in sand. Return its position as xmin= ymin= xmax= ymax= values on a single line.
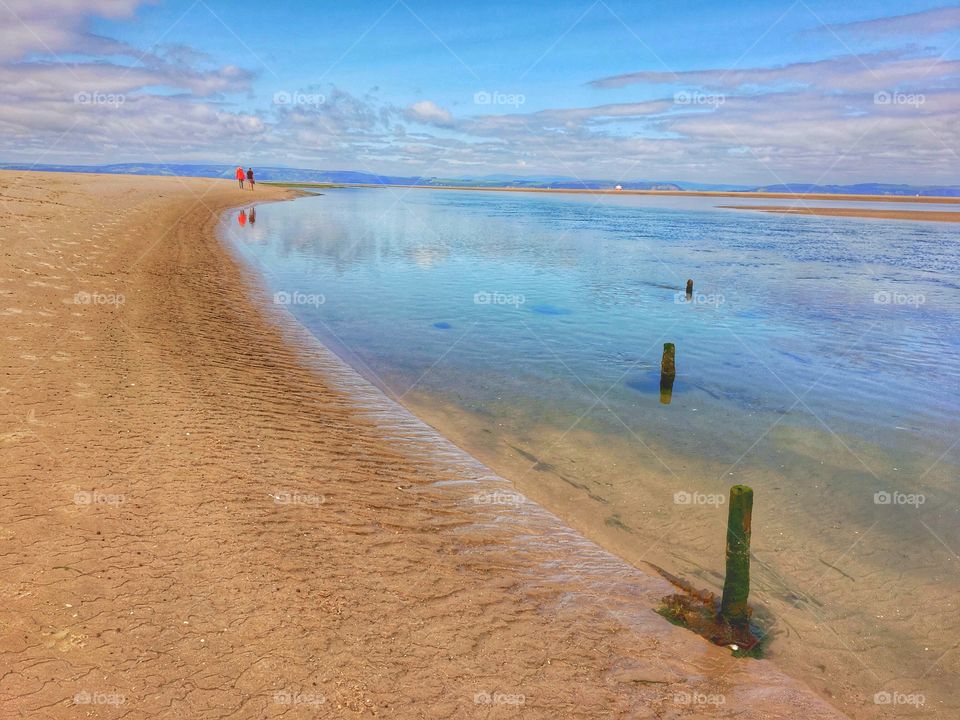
xmin=0 ymin=430 xmax=33 ymax=443
xmin=43 ymin=628 xmax=88 ymax=652
xmin=73 ymin=382 xmax=94 ymax=399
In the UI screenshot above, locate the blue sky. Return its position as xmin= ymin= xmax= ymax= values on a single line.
xmin=2 ymin=0 xmax=958 ymax=184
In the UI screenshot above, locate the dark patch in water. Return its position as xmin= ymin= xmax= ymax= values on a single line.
xmin=625 ymin=371 xmax=686 ymax=395
xmin=433 ymin=321 xmax=453 ymax=329
xmin=636 ymin=279 xmax=681 ymax=291
xmin=508 ymin=444 xmax=608 ymax=504
xmin=776 ymin=349 xmax=812 ymax=365
xmin=509 ymin=444 xmax=540 ymax=464
xmin=605 ymin=514 xmax=633 ymax=533
xmin=531 ymin=304 xmax=572 ymax=316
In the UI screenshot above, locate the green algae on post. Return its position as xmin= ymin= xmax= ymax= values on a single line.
xmin=659 ymin=342 xmax=676 ymax=405
xmin=720 ymin=484 xmax=754 ymax=626
xmin=656 ymin=485 xmax=762 ymax=655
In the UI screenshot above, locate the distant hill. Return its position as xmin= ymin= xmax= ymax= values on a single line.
xmin=2 ymin=162 xmax=957 ymax=196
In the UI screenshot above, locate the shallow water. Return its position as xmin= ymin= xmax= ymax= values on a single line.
xmin=221 ymin=188 xmax=960 ymax=718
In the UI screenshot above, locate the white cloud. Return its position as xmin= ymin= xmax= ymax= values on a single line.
xmin=814 ymin=6 xmax=960 ymax=37
xmin=406 ymin=100 xmax=453 ymax=126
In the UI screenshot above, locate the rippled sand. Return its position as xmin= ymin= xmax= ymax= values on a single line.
xmin=0 ymin=170 xmax=846 ymax=718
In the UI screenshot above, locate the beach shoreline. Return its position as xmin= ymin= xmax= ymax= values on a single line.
xmin=1 ymin=170 xmax=850 ymax=718
xmin=718 ymin=204 xmax=960 ymax=222
xmin=269 ymin=180 xmax=960 ymax=205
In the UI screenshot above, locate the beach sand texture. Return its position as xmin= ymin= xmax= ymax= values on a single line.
xmin=0 ymin=171 xmax=848 ymax=718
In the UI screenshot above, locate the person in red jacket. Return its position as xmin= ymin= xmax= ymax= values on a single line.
xmin=235 ymin=166 xmax=245 ymax=189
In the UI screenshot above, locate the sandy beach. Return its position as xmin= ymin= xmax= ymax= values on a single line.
xmin=0 ymin=170 xmax=853 ymax=718
xmin=719 ymin=204 xmax=960 ymax=222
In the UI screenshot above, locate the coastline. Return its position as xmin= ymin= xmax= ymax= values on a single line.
xmin=719 ymin=204 xmax=960 ymax=222
xmin=0 ymin=170 xmax=848 ymax=718
xmin=270 ymin=181 xmax=960 ymax=205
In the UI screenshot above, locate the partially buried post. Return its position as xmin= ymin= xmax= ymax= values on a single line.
xmin=719 ymin=484 xmax=753 ymax=627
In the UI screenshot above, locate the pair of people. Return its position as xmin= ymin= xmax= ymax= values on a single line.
xmin=235 ymin=166 xmax=255 ymax=189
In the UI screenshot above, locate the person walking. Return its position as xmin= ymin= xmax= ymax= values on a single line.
xmin=235 ymin=166 xmax=245 ymax=189
xmin=246 ymin=167 xmax=255 ymax=190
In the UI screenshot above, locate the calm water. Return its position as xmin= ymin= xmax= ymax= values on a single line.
xmin=222 ymin=188 xmax=960 ymax=716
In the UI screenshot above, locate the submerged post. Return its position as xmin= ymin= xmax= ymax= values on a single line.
xmin=660 ymin=342 xmax=676 ymax=404
xmin=720 ymin=484 xmax=753 ymax=626
xmin=685 ymin=279 xmax=694 ymax=299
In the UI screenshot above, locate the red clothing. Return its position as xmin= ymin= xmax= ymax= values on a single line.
xmin=235 ymin=167 xmax=245 ymax=180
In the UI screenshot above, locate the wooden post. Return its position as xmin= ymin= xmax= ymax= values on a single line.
xmin=720 ymin=485 xmax=753 ymax=626
xmin=660 ymin=343 xmax=676 ymax=405
xmin=661 ymin=343 xmax=676 ymax=378
xmin=685 ymin=279 xmax=694 ymax=299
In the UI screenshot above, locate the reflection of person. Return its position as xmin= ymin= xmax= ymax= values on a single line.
xmin=246 ymin=167 xmax=255 ymax=190
xmin=238 ymin=209 xmax=247 ymax=226
xmin=236 ymin=166 xmax=245 ymax=188
xmin=249 ymin=207 xmax=256 ymax=225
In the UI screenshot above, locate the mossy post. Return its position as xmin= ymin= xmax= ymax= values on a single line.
xmin=660 ymin=343 xmax=676 ymax=404
xmin=719 ymin=484 xmax=753 ymax=626
xmin=661 ymin=343 xmax=676 ymax=378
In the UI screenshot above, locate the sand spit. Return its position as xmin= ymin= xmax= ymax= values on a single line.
xmin=719 ymin=204 xmax=960 ymax=222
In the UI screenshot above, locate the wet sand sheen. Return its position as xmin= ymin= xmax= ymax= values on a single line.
xmin=0 ymin=170 xmax=846 ymax=718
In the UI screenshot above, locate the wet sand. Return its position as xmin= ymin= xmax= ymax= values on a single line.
xmin=402 ymin=391 xmax=960 ymax=720
xmin=719 ymin=205 xmax=960 ymax=222
xmin=0 ymin=170 xmax=847 ymax=718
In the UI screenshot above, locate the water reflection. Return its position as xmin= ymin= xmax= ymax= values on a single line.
xmin=220 ymin=188 xmax=960 ymax=714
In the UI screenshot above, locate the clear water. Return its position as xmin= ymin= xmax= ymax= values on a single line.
xmin=221 ymin=188 xmax=960 ymax=715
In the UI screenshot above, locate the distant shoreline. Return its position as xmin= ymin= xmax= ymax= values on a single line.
xmin=719 ymin=204 xmax=960 ymax=222
xmin=267 ymin=181 xmax=960 ymax=205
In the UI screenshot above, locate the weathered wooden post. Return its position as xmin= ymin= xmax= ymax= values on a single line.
xmin=685 ymin=279 xmax=694 ymax=299
xmin=660 ymin=342 xmax=676 ymax=404
xmin=720 ymin=485 xmax=753 ymax=626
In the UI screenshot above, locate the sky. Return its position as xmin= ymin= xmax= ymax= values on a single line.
xmin=0 ymin=0 xmax=958 ymax=185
